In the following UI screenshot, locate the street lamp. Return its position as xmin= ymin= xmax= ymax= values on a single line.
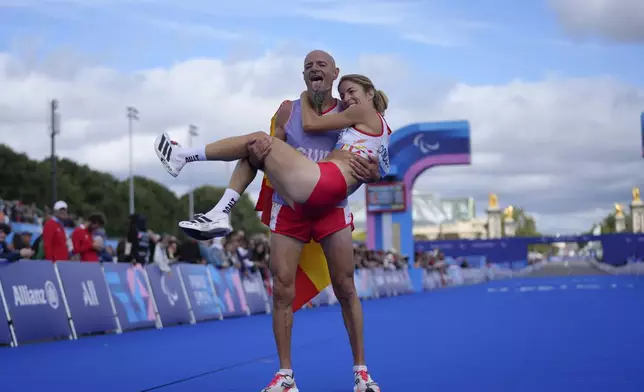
xmin=188 ymin=124 xmax=199 ymax=218
xmin=50 ymin=99 xmax=60 ymax=207
xmin=127 ymin=106 xmax=139 ymax=215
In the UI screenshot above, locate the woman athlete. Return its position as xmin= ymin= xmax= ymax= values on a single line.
xmin=154 ymin=74 xmax=391 ymax=239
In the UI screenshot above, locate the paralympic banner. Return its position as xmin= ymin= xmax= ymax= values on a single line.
xmin=209 ymin=266 xmax=250 ymax=318
xmin=178 ymin=264 xmax=222 ymax=321
xmin=0 ymin=260 xmax=70 ymax=343
xmin=241 ymin=271 xmax=270 ymax=314
xmin=103 ymin=263 xmax=156 ymax=331
xmin=145 ymin=264 xmax=192 ymax=326
xmin=56 ymin=262 xmax=116 ymax=335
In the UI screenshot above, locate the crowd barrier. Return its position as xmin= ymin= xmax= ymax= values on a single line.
xmin=0 ymin=261 xmax=417 ymax=348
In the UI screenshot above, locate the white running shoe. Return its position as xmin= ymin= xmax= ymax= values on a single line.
xmin=178 ymin=212 xmax=233 ymax=240
xmin=354 ymin=369 xmax=380 ymax=392
xmin=154 ymin=132 xmax=186 ymax=178
xmin=261 ymin=372 xmax=299 ymax=392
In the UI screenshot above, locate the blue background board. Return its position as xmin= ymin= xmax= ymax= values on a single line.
xmin=179 ymin=264 xmax=222 ymax=321
xmin=0 ymin=261 xmax=70 ymax=343
xmin=145 ymin=264 xmax=191 ymax=326
xmin=56 ymin=262 xmax=115 ymax=335
xmin=0 ymin=275 xmax=642 ymax=391
xmin=209 ymin=266 xmax=249 ymax=317
xmin=415 ymin=238 xmax=527 ymax=264
xmin=103 ymin=263 xmax=156 ymax=330
xmin=241 ymin=271 xmax=268 ymax=314
xmin=414 ymin=233 xmax=644 ymax=266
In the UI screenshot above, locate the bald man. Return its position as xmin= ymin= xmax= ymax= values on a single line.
xmin=178 ymin=50 xmax=382 ymax=391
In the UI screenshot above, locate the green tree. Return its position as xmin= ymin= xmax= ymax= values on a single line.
xmin=501 ymin=206 xmax=553 ymax=253
xmin=502 ymin=206 xmax=540 ymax=237
xmin=586 ymin=211 xmax=632 ymax=235
xmin=0 ymin=144 xmax=264 ymax=238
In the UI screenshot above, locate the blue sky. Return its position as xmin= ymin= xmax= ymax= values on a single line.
xmin=1 ymin=0 xmax=642 ymax=86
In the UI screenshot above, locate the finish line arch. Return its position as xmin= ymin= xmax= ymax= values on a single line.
xmin=366 ymin=120 xmax=472 ymax=265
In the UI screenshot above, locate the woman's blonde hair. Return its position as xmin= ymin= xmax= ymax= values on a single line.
xmin=338 ymin=74 xmax=388 ymax=114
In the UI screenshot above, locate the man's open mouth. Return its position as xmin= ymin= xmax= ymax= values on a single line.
xmin=310 ymin=75 xmax=323 ymax=82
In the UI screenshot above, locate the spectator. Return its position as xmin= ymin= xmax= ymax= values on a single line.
xmin=42 ymin=200 xmax=70 ymax=262
xmin=178 ymin=237 xmax=203 ymax=264
xmin=71 ymin=212 xmax=106 ymax=262
xmin=153 ymin=234 xmax=178 ymax=272
xmin=12 ymin=231 xmax=33 ymax=253
xmin=0 ymin=223 xmax=34 ymax=261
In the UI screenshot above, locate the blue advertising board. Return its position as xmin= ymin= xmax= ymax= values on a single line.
xmin=145 ymin=264 xmax=192 ymax=326
xmin=56 ymin=262 xmax=116 ymax=335
xmin=103 ymin=263 xmax=156 ymax=331
xmin=178 ymin=264 xmax=222 ymax=321
xmin=354 ymin=269 xmax=374 ymax=299
xmin=0 ymin=261 xmax=70 ymax=343
xmin=370 ymin=268 xmax=389 ymax=297
xmin=415 ymin=239 xmax=527 ymax=264
xmin=209 ymin=266 xmax=249 ymax=318
xmin=0 ymin=280 xmax=12 ymax=345
xmin=241 ymin=271 xmax=269 ymax=314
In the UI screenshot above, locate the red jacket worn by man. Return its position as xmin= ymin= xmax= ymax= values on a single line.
xmin=71 ymin=212 xmax=106 ymax=262
xmin=71 ymin=224 xmax=98 ymax=262
xmin=43 ymin=200 xmax=70 ymax=262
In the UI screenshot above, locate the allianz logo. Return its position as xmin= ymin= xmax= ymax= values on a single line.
xmin=13 ymin=280 xmax=59 ymax=309
xmin=82 ymin=280 xmax=100 ymax=307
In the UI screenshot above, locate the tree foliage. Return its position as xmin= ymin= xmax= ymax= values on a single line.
xmin=0 ymin=144 xmax=265 ymax=238
xmin=586 ymin=211 xmax=632 ymax=235
xmin=502 ymin=206 xmax=540 ymax=237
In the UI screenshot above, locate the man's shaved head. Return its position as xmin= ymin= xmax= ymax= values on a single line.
xmin=304 ymin=50 xmax=336 ymax=68
xmin=302 ymin=49 xmax=340 ymax=95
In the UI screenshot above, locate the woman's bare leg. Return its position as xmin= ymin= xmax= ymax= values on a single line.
xmin=158 ymin=130 xmax=320 ymax=205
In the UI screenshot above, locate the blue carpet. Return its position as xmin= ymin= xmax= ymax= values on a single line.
xmin=1 ymin=275 xmax=643 ymax=391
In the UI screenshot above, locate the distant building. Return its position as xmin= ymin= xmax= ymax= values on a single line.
xmin=350 ymin=190 xmax=487 ymax=240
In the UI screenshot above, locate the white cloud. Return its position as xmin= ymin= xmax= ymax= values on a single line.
xmin=550 ymin=0 xmax=644 ymax=42
xmin=1 ymin=48 xmax=642 ymax=234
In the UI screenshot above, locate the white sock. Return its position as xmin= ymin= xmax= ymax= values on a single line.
xmin=353 ymin=365 xmax=368 ymax=372
xmin=278 ymin=368 xmax=293 ymax=377
xmin=180 ymin=146 xmax=207 ymax=162
xmin=209 ymin=188 xmax=240 ymax=215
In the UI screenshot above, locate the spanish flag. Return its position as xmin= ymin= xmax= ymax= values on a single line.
xmin=255 ymin=101 xmax=331 ymax=312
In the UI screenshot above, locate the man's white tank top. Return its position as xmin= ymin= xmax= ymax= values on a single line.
xmin=334 ymin=113 xmax=391 ymax=178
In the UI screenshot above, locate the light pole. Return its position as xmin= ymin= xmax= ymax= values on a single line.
xmin=127 ymin=106 xmax=139 ymax=215
xmin=50 ymin=99 xmax=60 ymax=207
xmin=188 ymin=124 xmax=198 ymax=218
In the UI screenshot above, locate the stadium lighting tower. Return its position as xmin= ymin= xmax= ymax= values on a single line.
xmin=127 ymin=106 xmax=140 ymax=215
xmin=188 ymin=124 xmax=199 ymax=219
xmin=50 ymin=99 xmax=60 ymax=207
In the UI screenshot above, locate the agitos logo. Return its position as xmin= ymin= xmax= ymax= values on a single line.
xmin=413 ymin=134 xmax=440 ymax=154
